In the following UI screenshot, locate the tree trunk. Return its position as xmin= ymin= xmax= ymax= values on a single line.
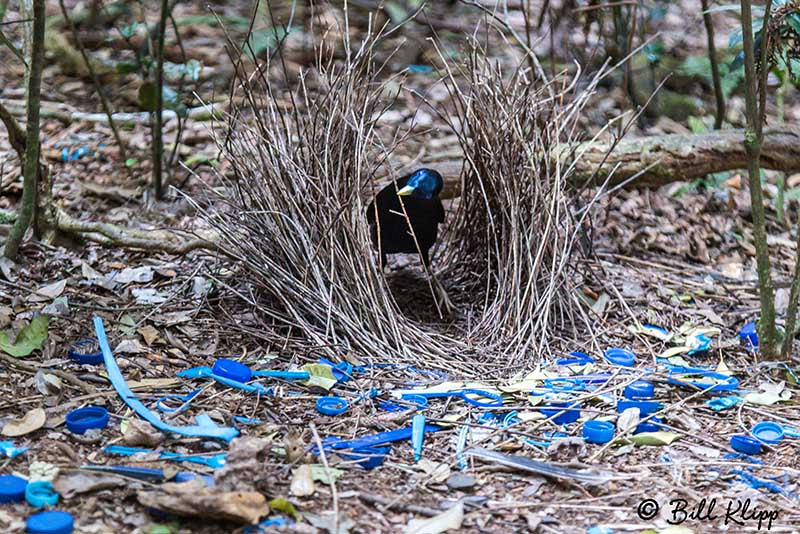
xmin=432 ymin=125 xmax=800 ymax=199
xmin=4 ymin=0 xmax=44 ymax=261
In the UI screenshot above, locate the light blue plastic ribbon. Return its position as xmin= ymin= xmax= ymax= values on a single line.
xmin=93 ymin=316 xmax=238 ymax=442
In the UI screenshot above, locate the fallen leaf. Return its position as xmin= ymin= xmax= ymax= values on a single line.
xmin=53 ymin=472 xmax=124 ymax=498
xmin=626 ymin=431 xmax=680 ymax=446
xmin=115 ymin=266 xmax=154 ymax=284
xmin=403 ymin=500 xmax=464 ymax=534
xmin=2 ymin=407 xmax=46 ymax=436
xmin=268 ymin=497 xmax=299 ymax=520
xmin=301 ymin=363 xmax=337 ymax=391
xmin=309 ymin=465 xmax=344 ymax=484
xmin=617 ymin=408 xmax=640 ymax=434
xmin=34 ymin=370 xmax=62 ymax=397
xmin=122 ymin=419 xmax=165 ymax=447
xmin=132 ymin=288 xmax=169 ymax=305
xmin=137 ymin=479 xmax=268 ymax=524
xmin=0 ymin=315 xmax=49 ymax=357
xmin=115 ymin=339 xmax=146 ymax=354
xmin=138 ymin=325 xmax=161 ymax=346
xmin=305 ymin=511 xmax=355 ymax=534
xmin=42 ymin=296 xmax=69 ymax=317
xmin=744 ymin=382 xmax=792 ymax=405
xmin=290 ymin=464 xmax=315 ymax=497
xmin=30 ymin=279 xmax=67 ymax=302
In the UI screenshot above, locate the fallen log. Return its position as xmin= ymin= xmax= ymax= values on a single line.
xmin=432 ymin=124 xmax=800 ymax=198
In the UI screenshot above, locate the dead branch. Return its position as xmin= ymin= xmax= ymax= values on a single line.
xmin=55 ymin=209 xmax=215 ymax=255
xmin=432 ymin=124 xmax=800 ymax=198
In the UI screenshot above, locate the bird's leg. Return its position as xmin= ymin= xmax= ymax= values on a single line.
xmin=433 ymin=275 xmax=454 ymax=316
xmin=380 ymin=253 xmax=388 ymax=273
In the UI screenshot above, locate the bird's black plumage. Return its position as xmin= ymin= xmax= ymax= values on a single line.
xmin=366 ymin=169 xmax=445 ymax=268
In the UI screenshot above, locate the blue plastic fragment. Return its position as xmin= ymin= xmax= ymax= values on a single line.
xmin=252 ymin=369 xmax=310 ymax=381
xmin=0 ymin=441 xmax=29 ymax=458
xmin=541 ymin=401 xmax=581 ymax=424
xmin=687 ymin=333 xmax=712 ymax=356
xmin=316 ymin=396 xmax=349 ymax=416
xmin=411 ymin=413 xmax=425 ymax=462
xmin=731 ymin=469 xmax=795 ymax=498
xmin=666 ymin=366 xmax=739 ymax=392
xmin=587 ymin=527 xmax=614 ymax=534
xmin=643 ymin=324 xmax=670 ymax=338
xmin=177 ymin=366 xmax=272 ymax=396
xmin=104 ymin=445 xmax=227 ymax=468
xmin=401 ymin=388 xmax=503 ymax=408
xmin=634 ymin=417 xmax=662 ymax=434
xmin=556 ymin=351 xmax=595 ymax=366
xmin=156 ymin=389 xmax=203 ymax=413
xmin=244 ymin=516 xmax=293 ymax=533
xmin=212 ymin=358 xmax=252 ymax=383
xmin=25 ymin=481 xmax=59 ymax=508
xmin=319 ymin=424 xmax=442 ymax=452
xmin=408 ymin=64 xmax=434 ymax=73
xmin=318 ymin=357 xmax=353 ymax=383
xmin=456 ymin=424 xmax=470 ymax=470
xmin=603 ymin=348 xmax=636 ymax=367
xmin=93 ymin=316 xmax=239 ymax=442
xmin=705 ymin=396 xmax=742 ymax=411
xmin=232 ymin=416 xmax=263 ymax=425
xmin=740 ymin=322 xmax=758 ymax=351
xmin=335 ymin=445 xmax=390 ymax=470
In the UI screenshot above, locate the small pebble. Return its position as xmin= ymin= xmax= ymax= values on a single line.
xmin=446 ymin=473 xmax=476 ymax=490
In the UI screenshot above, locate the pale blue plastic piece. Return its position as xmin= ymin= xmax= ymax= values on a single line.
xmin=93 ymin=316 xmax=239 ymax=442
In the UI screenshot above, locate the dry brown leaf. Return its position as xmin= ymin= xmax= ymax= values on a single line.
xmin=2 ymin=407 xmax=46 ymax=436
xmin=137 ymin=325 xmax=161 ymax=346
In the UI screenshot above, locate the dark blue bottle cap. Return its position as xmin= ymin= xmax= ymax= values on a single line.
xmin=0 ymin=474 xmax=27 ymax=503
xmin=603 ymin=348 xmax=636 ymax=367
xmin=338 ymin=445 xmax=390 ymax=470
xmin=634 ymin=417 xmax=662 ymax=434
xmin=316 ymin=396 xmax=349 ymax=416
xmin=730 ymin=434 xmax=762 ymax=455
xmin=624 ymin=381 xmax=655 ymax=400
xmin=212 ymin=359 xmax=252 ymax=383
xmin=25 ymin=481 xmax=59 ymax=508
xmin=582 ymin=420 xmax=615 ymax=443
xmin=556 ymin=351 xmax=595 ymax=366
xmin=617 ymin=400 xmax=662 ymax=416
xmin=751 ymin=422 xmax=784 ymax=444
xmin=67 ymin=339 xmax=103 ymax=365
xmin=541 ymin=402 xmax=581 ymax=424
xmin=65 ymin=406 xmax=109 ymax=434
xmin=26 ymin=510 xmax=74 ymax=534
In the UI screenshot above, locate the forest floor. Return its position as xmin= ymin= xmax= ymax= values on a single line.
xmin=1 ymin=1 xmax=800 ymax=533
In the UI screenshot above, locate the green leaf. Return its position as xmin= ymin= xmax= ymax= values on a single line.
xmin=268 ymin=497 xmax=300 ymax=520
xmin=308 ymin=465 xmax=344 ymax=484
xmin=137 ymin=82 xmax=188 ymax=117
xmin=687 ymin=116 xmax=707 ymax=134
xmin=125 ymin=158 xmax=138 ymax=167
xmin=120 ymin=22 xmax=140 ymax=39
xmin=163 ymin=59 xmax=202 ymax=82
xmin=627 ymin=431 xmax=680 ymax=446
xmin=245 ymin=26 xmax=287 ymax=60
xmin=300 ymin=363 xmax=337 ymax=390
xmin=115 ymin=60 xmax=140 ymax=75
xmin=0 ymin=316 xmax=49 ymax=357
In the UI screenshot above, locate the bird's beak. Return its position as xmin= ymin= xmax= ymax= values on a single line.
xmin=397 ymin=185 xmax=415 ymax=196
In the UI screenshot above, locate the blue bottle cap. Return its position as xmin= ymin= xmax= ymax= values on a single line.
xmin=556 ymin=351 xmax=595 ymax=366
xmin=617 ymin=400 xmax=662 ymax=416
xmin=67 ymin=339 xmax=103 ymax=365
xmin=751 ymin=422 xmax=784 ymax=444
xmin=739 ymin=321 xmax=758 ymax=349
xmin=26 ymin=510 xmax=74 ymax=534
xmin=316 ymin=396 xmax=349 ymax=416
xmin=624 ymin=381 xmax=655 ymax=400
xmin=65 ymin=406 xmax=109 ymax=435
xmin=338 ymin=445 xmax=390 ymax=470
xmin=25 ymin=481 xmax=59 ymax=508
xmin=541 ymin=402 xmax=581 ymax=424
xmin=212 ymin=359 xmax=252 ymax=383
xmin=0 ymin=474 xmax=27 ymax=503
xmin=634 ymin=417 xmax=662 ymax=434
xmin=730 ymin=434 xmax=762 ymax=455
xmin=603 ymin=348 xmax=636 ymax=367
xmin=582 ymin=420 xmax=615 ymax=444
